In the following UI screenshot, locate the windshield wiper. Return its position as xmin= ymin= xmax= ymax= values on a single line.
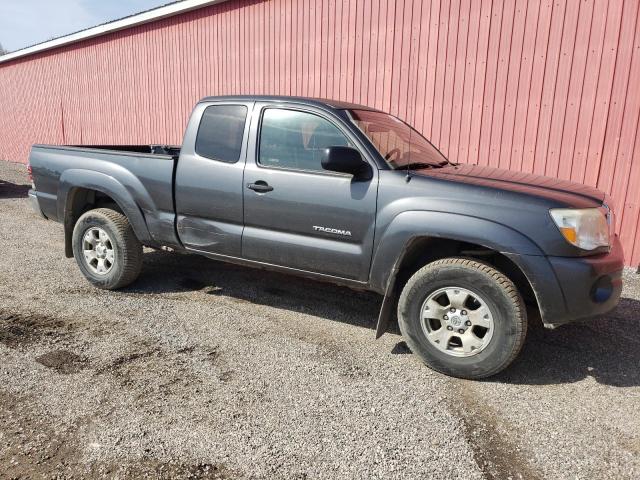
xmin=398 ymin=162 xmax=447 ymax=170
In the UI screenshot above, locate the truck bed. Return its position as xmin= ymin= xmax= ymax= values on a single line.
xmin=69 ymin=144 xmax=181 ymax=157
xmin=29 ymin=144 xmax=180 ymax=248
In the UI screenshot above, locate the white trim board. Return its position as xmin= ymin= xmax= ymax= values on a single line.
xmin=0 ymin=0 xmax=230 ymax=65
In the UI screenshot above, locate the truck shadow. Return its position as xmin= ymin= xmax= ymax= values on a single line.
xmin=493 ymin=299 xmax=640 ymax=387
xmin=128 ymin=250 xmax=640 ymax=388
xmin=0 ymin=180 xmax=30 ymax=199
xmin=129 ymin=249 xmax=386 ymax=332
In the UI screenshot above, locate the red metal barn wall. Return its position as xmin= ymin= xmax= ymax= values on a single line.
xmin=0 ymin=0 xmax=639 ymax=264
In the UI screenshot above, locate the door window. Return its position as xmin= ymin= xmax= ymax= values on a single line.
xmin=258 ymin=109 xmax=351 ymax=172
xmin=196 ymin=105 xmax=248 ymax=163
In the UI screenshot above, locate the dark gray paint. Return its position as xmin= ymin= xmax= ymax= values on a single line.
xmin=174 ymin=100 xmax=254 ymax=256
xmin=242 ymin=101 xmax=378 ymax=280
xmin=28 ymin=95 xmax=624 ymax=333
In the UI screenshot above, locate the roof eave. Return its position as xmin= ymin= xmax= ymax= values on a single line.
xmin=0 ymin=0 xmax=229 ymax=65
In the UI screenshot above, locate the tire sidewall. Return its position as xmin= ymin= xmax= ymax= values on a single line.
xmin=399 ymin=262 xmax=524 ymax=378
xmin=72 ymin=211 xmax=127 ymax=289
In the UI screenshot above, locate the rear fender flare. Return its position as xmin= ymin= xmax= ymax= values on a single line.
xmin=58 ymin=169 xmax=155 ymax=256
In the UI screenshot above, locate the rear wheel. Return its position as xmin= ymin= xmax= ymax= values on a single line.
xmin=398 ymin=258 xmax=526 ymax=379
xmin=72 ymin=208 xmax=142 ymax=289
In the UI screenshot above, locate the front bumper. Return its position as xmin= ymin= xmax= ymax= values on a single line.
xmin=506 ymin=235 xmax=624 ymax=327
xmin=545 ymin=234 xmax=624 ymax=325
xmin=28 ymin=189 xmax=47 ymax=219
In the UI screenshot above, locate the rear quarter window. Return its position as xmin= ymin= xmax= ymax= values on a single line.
xmin=196 ymin=105 xmax=248 ymax=163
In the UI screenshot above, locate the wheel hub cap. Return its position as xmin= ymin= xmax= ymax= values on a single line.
xmin=420 ymin=287 xmax=494 ymax=357
xmin=82 ymin=227 xmax=115 ymax=275
xmin=448 ymin=313 xmax=465 ymax=329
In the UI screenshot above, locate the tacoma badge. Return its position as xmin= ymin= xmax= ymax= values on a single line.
xmin=313 ymin=225 xmax=352 ymax=237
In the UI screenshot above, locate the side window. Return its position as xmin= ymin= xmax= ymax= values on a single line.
xmin=259 ymin=109 xmax=351 ymax=172
xmin=196 ymin=105 xmax=248 ymax=163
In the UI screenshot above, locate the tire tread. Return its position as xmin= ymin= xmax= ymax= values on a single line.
xmin=73 ymin=208 xmax=142 ymax=289
xmin=398 ymin=257 xmax=526 ymax=379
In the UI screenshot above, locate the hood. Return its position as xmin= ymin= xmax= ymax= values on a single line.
xmin=415 ymin=163 xmax=605 ymax=208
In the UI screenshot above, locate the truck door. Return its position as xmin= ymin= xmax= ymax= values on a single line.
xmin=242 ymin=104 xmax=378 ymax=281
xmin=174 ymin=101 xmax=253 ymax=256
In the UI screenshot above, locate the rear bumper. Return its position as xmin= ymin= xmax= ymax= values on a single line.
xmin=506 ymin=235 xmax=624 ymax=327
xmin=28 ymin=189 xmax=47 ymax=219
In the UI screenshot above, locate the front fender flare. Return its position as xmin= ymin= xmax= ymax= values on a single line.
xmin=370 ymin=211 xmax=545 ymax=337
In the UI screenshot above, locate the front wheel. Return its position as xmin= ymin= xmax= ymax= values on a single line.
xmin=398 ymin=258 xmax=527 ymax=379
xmin=72 ymin=208 xmax=143 ymax=290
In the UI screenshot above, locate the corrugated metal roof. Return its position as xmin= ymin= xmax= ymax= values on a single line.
xmin=0 ymin=0 xmax=229 ymax=64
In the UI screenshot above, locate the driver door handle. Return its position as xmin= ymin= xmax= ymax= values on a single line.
xmin=247 ymin=181 xmax=274 ymax=193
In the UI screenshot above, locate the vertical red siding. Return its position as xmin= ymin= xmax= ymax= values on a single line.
xmin=0 ymin=0 xmax=639 ymax=265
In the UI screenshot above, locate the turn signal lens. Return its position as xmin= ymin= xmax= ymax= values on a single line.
xmin=559 ymin=227 xmax=577 ymax=244
xmin=550 ymin=208 xmax=609 ymax=250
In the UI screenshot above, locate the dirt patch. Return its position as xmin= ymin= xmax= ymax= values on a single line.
xmin=177 ymin=345 xmax=197 ymax=354
xmin=312 ymin=342 xmax=373 ymax=379
xmin=0 ymin=310 xmax=66 ymax=348
xmin=340 ymin=364 xmax=372 ymax=378
xmin=109 ymin=349 xmax=160 ymax=370
xmin=0 ymin=390 xmax=82 ymax=479
xmin=451 ymin=381 xmax=541 ymax=480
xmin=93 ymin=346 xmax=211 ymax=398
xmin=35 ymin=349 xmax=87 ymax=374
xmin=0 ymin=390 xmax=235 ymax=479
xmin=92 ymin=459 xmax=235 ymax=479
xmin=205 ymin=347 xmax=221 ymax=363
xmin=95 ymin=348 xmax=161 ymax=385
xmin=218 ymin=370 xmax=234 ymax=383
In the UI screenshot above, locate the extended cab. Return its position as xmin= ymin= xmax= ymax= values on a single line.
xmin=28 ymin=96 xmax=624 ymax=378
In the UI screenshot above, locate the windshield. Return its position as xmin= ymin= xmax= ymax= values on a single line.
xmin=348 ymin=110 xmax=449 ymax=169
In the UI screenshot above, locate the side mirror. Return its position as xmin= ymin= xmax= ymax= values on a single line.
xmin=321 ymin=146 xmax=373 ymax=180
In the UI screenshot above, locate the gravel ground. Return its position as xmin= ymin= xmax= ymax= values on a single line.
xmin=0 ymin=160 xmax=639 ymax=479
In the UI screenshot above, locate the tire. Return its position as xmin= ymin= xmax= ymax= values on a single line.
xmin=72 ymin=208 xmax=143 ymax=290
xmin=397 ymin=258 xmax=526 ymax=379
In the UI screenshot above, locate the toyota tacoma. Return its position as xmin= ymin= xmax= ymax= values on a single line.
xmin=27 ymin=96 xmax=624 ymax=378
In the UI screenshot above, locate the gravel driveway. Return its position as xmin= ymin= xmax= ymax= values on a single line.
xmin=1 ymin=160 xmax=638 ymax=479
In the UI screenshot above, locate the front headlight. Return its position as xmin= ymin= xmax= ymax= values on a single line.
xmin=549 ymin=208 xmax=610 ymax=250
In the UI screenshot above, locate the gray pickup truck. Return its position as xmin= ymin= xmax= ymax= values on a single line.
xmin=28 ymin=95 xmax=624 ymax=379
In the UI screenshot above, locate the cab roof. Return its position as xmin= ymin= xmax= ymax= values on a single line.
xmin=197 ymin=95 xmax=382 ymax=112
